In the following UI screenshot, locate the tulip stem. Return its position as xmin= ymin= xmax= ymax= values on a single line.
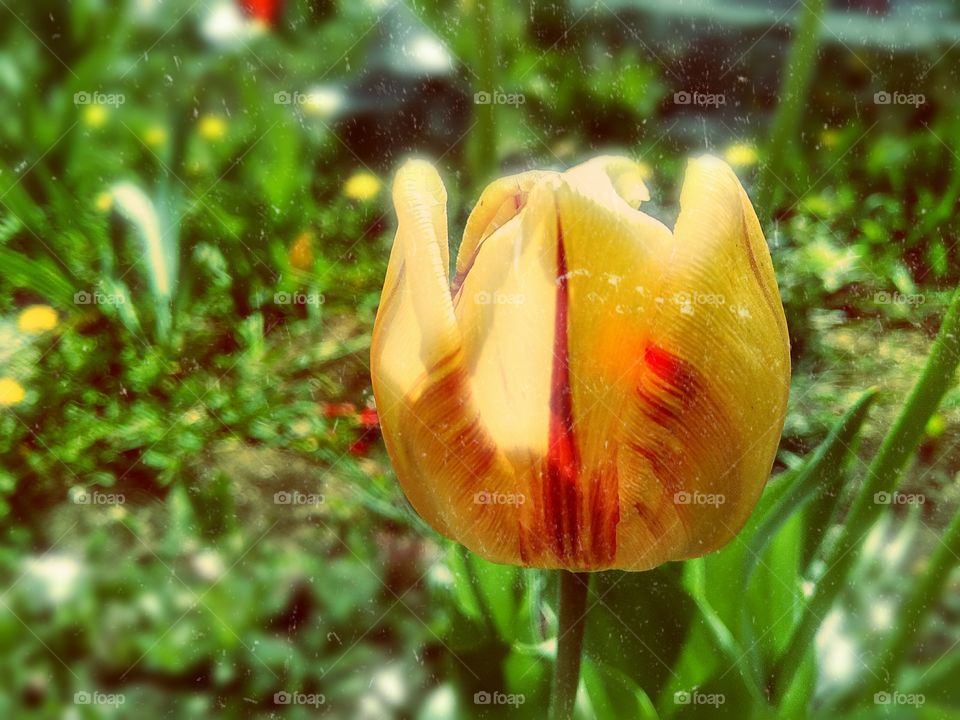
xmin=550 ymin=571 xmax=590 ymax=720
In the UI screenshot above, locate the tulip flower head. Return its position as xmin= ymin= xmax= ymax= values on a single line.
xmin=371 ymin=155 xmax=790 ymax=571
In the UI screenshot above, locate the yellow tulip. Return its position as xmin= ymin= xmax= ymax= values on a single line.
xmin=371 ymin=155 xmax=790 ymax=571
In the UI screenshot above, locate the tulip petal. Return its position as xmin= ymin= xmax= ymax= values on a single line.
xmin=562 ymin=154 xmax=651 ymax=210
xmin=530 ymin=163 xmax=675 ymax=568
xmin=453 ymin=170 xmax=553 ymax=294
xmin=452 ymin=179 xmax=562 ymax=453
xmin=614 ymin=156 xmax=790 ymax=569
xmin=372 ymin=160 xmax=521 ymax=561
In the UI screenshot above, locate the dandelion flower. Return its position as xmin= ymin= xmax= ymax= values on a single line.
xmin=198 ymin=114 xmax=227 ymax=141
xmin=17 ymin=305 xmax=58 ymax=334
xmin=0 ymin=378 xmax=26 ymax=407
xmin=723 ymin=142 xmax=759 ymax=168
xmin=344 ymin=171 xmax=382 ymax=201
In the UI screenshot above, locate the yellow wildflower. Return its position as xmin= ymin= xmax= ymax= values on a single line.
xmin=0 ymin=378 xmax=25 ymax=407
xmin=17 ymin=305 xmax=58 ymax=334
xmin=144 ymin=126 xmax=167 ymax=147
xmin=83 ymin=105 xmax=108 ymax=128
xmin=723 ymin=142 xmax=759 ymax=168
xmin=344 ymin=171 xmax=382 ymax=201
xmin=198 ymin=114 xmax=227 ymax=141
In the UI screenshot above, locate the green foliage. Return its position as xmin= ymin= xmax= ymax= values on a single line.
xmin=3 ymin=1 xmax=960 ymax=719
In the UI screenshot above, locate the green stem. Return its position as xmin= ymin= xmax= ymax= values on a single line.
xmin=468 ymin=0 xmax=498 ymax=190
xmin=762 ymin=0 xmax=825 ymax=210
xmin=771 ymin=287 xmax=960 ymax=704
xmin=550 ymin=571 xmax=590 ymax=720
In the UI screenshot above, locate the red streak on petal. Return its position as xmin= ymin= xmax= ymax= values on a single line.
xmin=544 ymin=221 xmax=581 ymax=560
xmin=643 ymin=344 xmax=684 ymax=385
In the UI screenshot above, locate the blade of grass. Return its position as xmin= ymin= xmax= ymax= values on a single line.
xmin=745 ymin=387 xmax=878 ymax=580
xmin=770 ymin=287 xmax=960 ymax=705
xmin=735 ymin=388 xmax=876 ymax=688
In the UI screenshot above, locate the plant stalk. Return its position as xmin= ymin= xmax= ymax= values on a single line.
xmin=550 ymin=571 xmax=590 ymax=720
xmin=468 ymin=0 xmax=499 ymax=191
xmin=762 ymin=0 xmax=825 ymax=210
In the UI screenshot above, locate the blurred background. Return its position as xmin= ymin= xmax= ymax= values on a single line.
xmin=2 ymin=0 xmax=960 ymax=717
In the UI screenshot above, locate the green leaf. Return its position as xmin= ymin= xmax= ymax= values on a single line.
xmin=581 ymin=655 xmax=659 ymax=719
xmin=746 ymin=386 xmax=878 ymax=581
xmin=673 ymin=389 xmax=876 ymax=704
xmin=448 ymin=547 xmax=521 ymax=642
xmin=586 ymin=565 xmax=694 ymax=701
xmin=0 ymin=246 xmax=78 ymax=308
